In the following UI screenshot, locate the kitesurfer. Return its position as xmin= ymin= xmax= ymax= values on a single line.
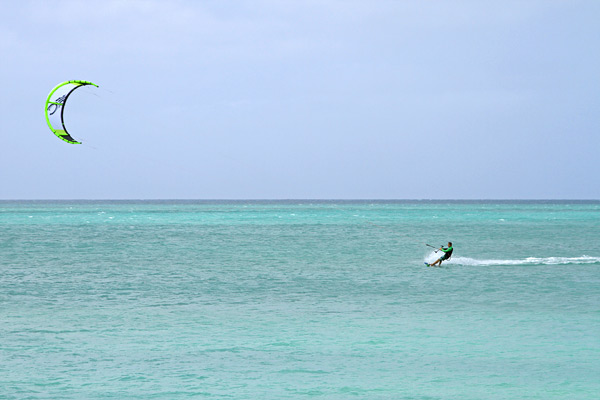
xmin=426 ymin=242 xmax=453 ymax=267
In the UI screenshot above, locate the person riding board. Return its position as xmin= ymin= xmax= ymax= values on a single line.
xmin=426 ymin=242 xmax=453 ymax=267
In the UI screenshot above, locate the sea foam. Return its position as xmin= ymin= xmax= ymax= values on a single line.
xmin=447 ymin=255 xmax=600 ymax=266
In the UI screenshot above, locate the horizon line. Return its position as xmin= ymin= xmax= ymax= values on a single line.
xmin=1 ymin=198 xmax=599 ymax=202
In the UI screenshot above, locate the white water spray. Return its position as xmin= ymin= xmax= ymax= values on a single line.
xmin=434 ymin=255 xmax=600 ymax=267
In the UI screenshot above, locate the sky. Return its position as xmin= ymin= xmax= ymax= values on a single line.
xmin=1 ymin=0 xmax=599 ymax=199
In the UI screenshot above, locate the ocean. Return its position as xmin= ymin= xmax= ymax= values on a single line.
xmin=1 ymin=200 xmax=599 ymax=399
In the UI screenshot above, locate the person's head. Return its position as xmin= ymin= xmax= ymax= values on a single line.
xmin=448 ymin=242 xmax=452 ymax=247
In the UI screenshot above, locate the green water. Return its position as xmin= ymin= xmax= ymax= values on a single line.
xmin=1 ymin=201 xmax=599 ymax=399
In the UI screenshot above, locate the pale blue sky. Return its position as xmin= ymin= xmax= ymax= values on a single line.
xmin=1 ymin=0 xmax=599 ymax=199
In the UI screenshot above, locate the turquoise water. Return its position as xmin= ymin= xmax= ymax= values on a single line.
xmin=1 ymin=201 xmax=599 ymax=399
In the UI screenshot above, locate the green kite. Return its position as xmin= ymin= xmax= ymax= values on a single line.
xmin=45 ymin=80 xmax=98 ymax=144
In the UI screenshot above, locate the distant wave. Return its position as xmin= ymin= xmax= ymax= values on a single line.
xmin=447 ymin=256 xmax=600 ymax=266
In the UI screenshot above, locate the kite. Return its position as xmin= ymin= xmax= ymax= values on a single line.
xmin=45 ymin=80 xmax=98 ymax=144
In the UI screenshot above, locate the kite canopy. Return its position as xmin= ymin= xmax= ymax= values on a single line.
xmin=45 ymin=80 xmax=98 ymax=144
